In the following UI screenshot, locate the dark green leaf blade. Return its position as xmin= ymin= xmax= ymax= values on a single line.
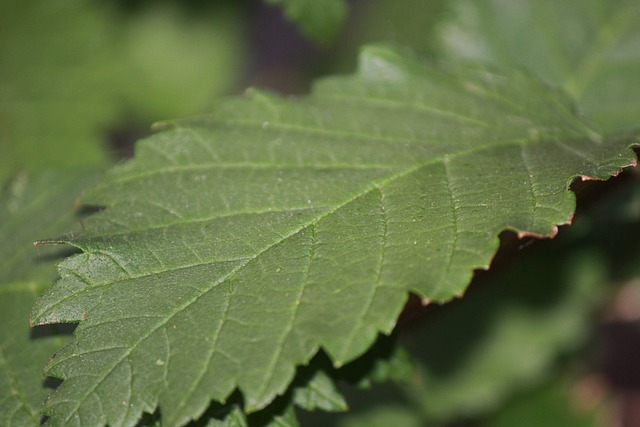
xmin=31 ymin=46 xmax=639 ymax=426
xmin=0 ymin=170 xmax=100 ymax=426
xmin=437 ymin=0 xmax=640 ymax=132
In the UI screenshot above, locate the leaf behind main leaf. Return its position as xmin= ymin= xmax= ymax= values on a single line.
xmin=436 ymin=0 xmax=640 ymax=132
xmin=0 ymin=170 xmax=101 ymax=426
xmin=32 ymin=46 xmax=638 ymax=426
xmin=265 ymin=0 xmax=348 ymax=42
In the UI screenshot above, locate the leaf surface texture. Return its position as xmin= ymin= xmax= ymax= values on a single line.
xmin=32 ymin=46 xmax=638 ymax=426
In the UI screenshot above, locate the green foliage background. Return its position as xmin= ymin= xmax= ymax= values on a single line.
xmin=1 ymin=0 xmax=639 ymax=426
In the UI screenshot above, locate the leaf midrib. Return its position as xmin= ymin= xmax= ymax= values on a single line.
xmin=41 ymin=132 xmax=598 ymax=320
xmin=41 ymin=129 xmax=604 ymax=327
xmin=47 ymin=125 xmax=603 ymax=421
xmin=80 ymin=136 xmax=537 ymax=242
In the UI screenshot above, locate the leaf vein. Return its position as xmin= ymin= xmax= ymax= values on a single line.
xmin=168 ymin=286 xmax=233 ymax=424
xmin=519 ymin=143 xmax=538 ymax=230
xmin=255 ymin=224 xmax=317 ymax=401
xmin=336 ymin=186 xmax=389 ymax=362
xmin=439 ymin=156 xmax=460 ymax=296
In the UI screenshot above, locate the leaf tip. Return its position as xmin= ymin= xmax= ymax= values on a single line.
xmin=29 ymin=311 xmax=44 ymax=328
xmin=28 ymin=311 xmax=49 ymax=328
xmin=32 ymin=238 xmax=61 ymax=247
xmin=33 ymin=233 xmax=77 ymax=247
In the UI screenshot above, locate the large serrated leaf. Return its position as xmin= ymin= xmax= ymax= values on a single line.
xmin=0 ymin=170 xmax=100 ymax=426
xmin=436 ymin=0 xmax=640 ymax=132
xmin=31 ymin=45 xmax=638 ymax=426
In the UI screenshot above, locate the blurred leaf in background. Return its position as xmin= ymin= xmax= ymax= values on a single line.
xmin=0 ymin=0 xmax=247 ymax=181
xmin=480 ymin=377 xmax=602 ymax=427
xmin=113 ymin=1 xmax=247 ymax=123
xmin=265 ymin=0 xmax=348 ymax=43
xmin=0 ymin=170 xmax=101 ymax=426
xmin=345 ymin=0 xmax=446 ymax=57
xmin=435 ymin=0 xmax=640 ymax=133
xmin=0 ymin=0 xmax=115 ymax=181
xmin=313 ymin=0 xmax=446 ymax=76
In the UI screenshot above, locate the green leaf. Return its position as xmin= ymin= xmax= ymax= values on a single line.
xmin=304 ymin=210 xmax=614 ymax=426
xmin=437 ymin=0 xmax=640 ymax=132
xmin=389 ymin=168 xmax=640 ymax=423
xmin=352 ymin=345 xmax=415 ymax=390
xmin=0 ymin=170 xmax=100 ymax=426
xmin=249 ymin=406 xmax=298 ymax=427
xmin=32 ymin=45 xmax=638 ymax=426
xmin=194 ymin=367 xmax=346 ymax=427
xmin=292 ymin=370 xmax=347 ymax=412
xmin=265 ymin=0 xmax=348 ymax=42
xmin=213 ymin=405 xmax=299 ymax=427
xmin=340 ymin=0 xmax=447 ymax=57
xmin=202 ymin=407 xmax=251 ymax=427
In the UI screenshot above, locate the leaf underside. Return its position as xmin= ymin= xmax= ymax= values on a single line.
xmin=31 ymin=46 xmax=638 ymax=426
